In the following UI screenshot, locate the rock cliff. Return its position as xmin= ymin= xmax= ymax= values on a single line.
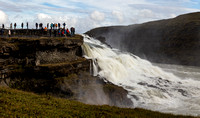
xmin=0 ymin=34 xmax=133 ymax=107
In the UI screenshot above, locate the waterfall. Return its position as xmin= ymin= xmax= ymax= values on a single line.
xmin=81 ymin=34 xmax=200 ymax=116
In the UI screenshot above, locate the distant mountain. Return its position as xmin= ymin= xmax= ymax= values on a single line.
xmin=86 ymin=12 xmax=200 ymax=66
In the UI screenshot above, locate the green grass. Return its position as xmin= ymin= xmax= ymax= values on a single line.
xmin=0 ymin=87 xmax=196 ymax=118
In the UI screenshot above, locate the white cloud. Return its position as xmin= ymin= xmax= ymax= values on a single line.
xmin=37 ymin=13 xmax=52 ymax=21
xmin=0 ymin=10 xmax=8 ymax=24
xmin=138 ymin=9 xmax=155 ymax=19
xmin=126 ymin=3 xmax=199 ymax=24
xmin=112 ymin=11 xmax=123 ymax=23
xmin=90 ymin=11 xmax=105 ymax=22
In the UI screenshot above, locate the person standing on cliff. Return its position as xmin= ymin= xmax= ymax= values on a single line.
xmin=10 ymin=23 xmax=12 ymax=29
xmin=47 ymin=23 xmax=49 ymax=29
xmin=36 ymin=23 xmax=38 ymax=29
xmin=2 ymin=24 xmax=4 ymax=29
xmin=55 ymin=23 xmax=58 ymax=29
xmin=26 ymin=22 xmax=28 ymax=29
xmin=21 ymin=23 xmax=24 ymax=29
xmin=14 ymin=23 xmax=16 ymax=29
xmin=50 ymin=23 xmax=53 ymax=29
xmin=41 ymin=23 xmax=43 ymax=29
xmin=58 ymin=23 xmax=60 ymax=29
xmin=70 ymin=27 xmax=73 ymax=36
xmin=39 ymin=23 xmax=43 ymax=29
xmin=53 ymin=23 xmax=55 ymax=29
xmin=63 ymin=23 xmax=66 ymax=29
xmin=58 ymin=29 xmax=61 ymax=37
xmin=66 ymin=28 xmax=71 ymax=37
xmin=44 ymin=27 xmax=47 ymax=35
xmin=70 ymin=27 xmax=75 ymax=36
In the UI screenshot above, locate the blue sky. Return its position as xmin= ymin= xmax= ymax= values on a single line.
xmin=0 ymin=0 xmax=200 ymax=33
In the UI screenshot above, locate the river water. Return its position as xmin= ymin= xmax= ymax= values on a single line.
xmin=155 ymin=63 xmax=200 ymax=81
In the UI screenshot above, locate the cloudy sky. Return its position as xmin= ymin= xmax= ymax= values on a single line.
xmin=0 ymin=0 xmax=200 ymax=33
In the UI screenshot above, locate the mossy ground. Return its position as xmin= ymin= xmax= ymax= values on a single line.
xmin=0 ymin=87 xmax=195 ymax=118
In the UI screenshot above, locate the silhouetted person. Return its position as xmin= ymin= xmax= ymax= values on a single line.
xmin=21 ymin=23 xmax=24 ymax=29
xmin=47 ymin=23 xmax=49 ymax=29
xmin=26 ymin=22 xmax=28 ymax=29
xmin=58 ymin=23 xmax=60 ymax=29
xmin=58 ymin=29 xmax=61 ymax=37
xmin=70 ymin=27 xmax=73 ymax=36
xmin=61 ymin=29 xmax=64 ymax=37
xmin=39 ymin=23 xmax=43 ymax=29
xmin=53 ymin=24 xmax=55 ymax=29
xmin=66 ymin=28 xmax=71 ymax=37
xmin=73 ymin=27 xmax=75 ymax=35
xmin=2 ymin=24 xmax=4 ymax=29
xmin=55 ymin=23 xmax=58 ymax=29
xmin=63 ymin=23 xmax=66 ymax=29
xmin=36 ymin=23 xmax=38 ymax=29
xmin=70 ymin=27 xmax=75 ymax=36
xmin=14 ymin=23 xmax=16 ymax=29
xmin=10 ymin=23 xmax=12 ymax=29
xmin=50 ymin=23 xmax=53 ymax=29
xmin=44 ymin=27 xmax=47 ymax=35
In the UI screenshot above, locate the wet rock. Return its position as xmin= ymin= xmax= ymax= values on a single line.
xmin=177 ymin=89 xmax=188 ymax=97
xmin=103 ymin=84 xmax=133 ymax=108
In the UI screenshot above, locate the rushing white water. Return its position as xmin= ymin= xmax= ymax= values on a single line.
xmin=81 ymin=35 xmax=200 ymax=116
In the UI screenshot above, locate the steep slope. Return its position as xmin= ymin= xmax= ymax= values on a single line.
xmin=86 ymin=12 xmax=200 ymax=66
xmin=0 ymin=87 xmax=195 ymax=118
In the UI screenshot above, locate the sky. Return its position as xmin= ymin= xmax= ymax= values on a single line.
xmin=0 ymin=0 xmax=200 ymax=33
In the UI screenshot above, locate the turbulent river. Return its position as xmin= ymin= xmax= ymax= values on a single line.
xmin=81 ymin=35 xmax=200 ymax=116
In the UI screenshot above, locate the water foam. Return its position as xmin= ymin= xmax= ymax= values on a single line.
xmin=81 ymin=35 xmax=200 ymax=116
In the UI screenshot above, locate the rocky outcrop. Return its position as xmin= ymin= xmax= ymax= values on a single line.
xmin=86 ymin=12 xmax=200 ymax=66
xmin=0 ymin=35 xmax=133 ymax=108
xmin=55 ymin=72 xmax=133 ymax=107
xmin=0 ymin=35 xmax=89 ymax=92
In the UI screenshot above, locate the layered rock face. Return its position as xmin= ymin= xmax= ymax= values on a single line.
xmin=0 ymin=35 xmax=89 ymax=91
xmin=86 ymin=12 xmax=200 ymax=66
xmin=0 ymin=35 xmax=133 ymax=107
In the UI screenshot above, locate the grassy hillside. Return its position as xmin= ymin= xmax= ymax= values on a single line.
xmin=0 ymin=87 xmax=195 ymax=118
